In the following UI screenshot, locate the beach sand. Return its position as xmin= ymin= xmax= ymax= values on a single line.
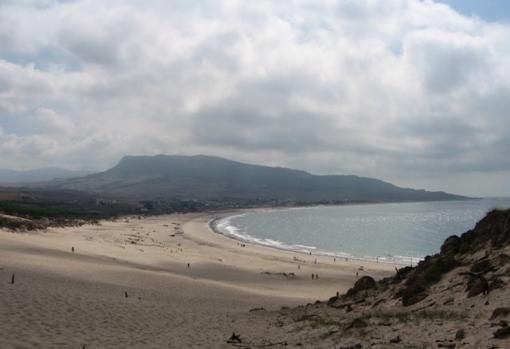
xmin=0 ymin=213 xmax=396 ymax=348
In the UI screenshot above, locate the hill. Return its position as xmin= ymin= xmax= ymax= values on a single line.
xmin=45 ymin=154 xmax=466 ymax=204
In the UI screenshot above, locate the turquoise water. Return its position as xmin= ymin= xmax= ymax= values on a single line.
xmin=215 ymin=198 xmax=510 ymax=265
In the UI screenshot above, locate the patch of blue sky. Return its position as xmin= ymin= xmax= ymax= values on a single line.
xmin=436 ymin=0 xmax=510 ymax=23
xmin=0 ymin=113 xmax=40 ymax=136
xmin=1 ymin=47 xmax=82 ymax=72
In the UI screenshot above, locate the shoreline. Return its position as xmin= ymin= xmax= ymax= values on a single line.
xmin=1 ymin=211 xmax=397 ymax=298
xmin=205 ymin=197 xmax=510 ymax=268
xmin=0 ymin=211 xmax=398 ymax=348
xmin=209 ymin=209 xmax=418 ymax=267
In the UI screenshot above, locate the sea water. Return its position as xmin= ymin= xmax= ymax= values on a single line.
xmin=214 ymin=198 xmax=510 ymax=265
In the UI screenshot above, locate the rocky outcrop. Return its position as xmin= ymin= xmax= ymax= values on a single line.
xmin=240 ymin=209 xmax=510 ymax=348
xmin=346 ymin=276 xmax=376 ymax=296
xmin=392 ymin=209 xmax=510 ymax=306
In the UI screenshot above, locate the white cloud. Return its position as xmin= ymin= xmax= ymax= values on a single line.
xmin=0 ymin=0 xmax=509 ymax=195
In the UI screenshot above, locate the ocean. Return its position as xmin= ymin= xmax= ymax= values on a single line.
xmin=213 ymin=198 xmax=510 ymax=265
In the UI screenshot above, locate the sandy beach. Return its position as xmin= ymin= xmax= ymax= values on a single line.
xmin=0 ymin=212 xmax=396 ymax=348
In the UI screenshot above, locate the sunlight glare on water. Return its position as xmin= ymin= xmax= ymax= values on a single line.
xmin=215 ymin=198 xmax=510 ymax=265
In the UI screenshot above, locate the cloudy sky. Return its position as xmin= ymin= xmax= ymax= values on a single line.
xmin=1 ymin=0 xmax=509 ymax=197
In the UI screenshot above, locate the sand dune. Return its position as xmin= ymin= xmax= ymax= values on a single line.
xmin=0 ymin=213 xmax=395 ymax=348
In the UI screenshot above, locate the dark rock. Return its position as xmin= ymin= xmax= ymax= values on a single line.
xmin=457 ymin=209 xmax=510 ymax=254
xmin=389 ymin=335 xmax=401 ymax=343
xmin=401 ymin=283 xmax=428 ymax=306
xmin=423 ymin=256 xmax=458 ymax=284
xmin=227 ymin=332 xmax=242 ymax=343
xmin=346 ymin=276 xmax=376 ymax=296
xmin=494 ymin=326 xmax=510 ymax=339
xmin=470 ymin=259 xmax=492 ymax=273
xmin=377 ymin=276 xmax=392 ymax=288
xmin=455 ymin=329 xmax=465 ymax=340
xmin=437 ymin=342 xmax=456 ymax=348
xmin=393 ymin=266 xmax=413 ymax=283
xmin=400 ymin=255 xmax=458 ymax=306
xmin=249 ymin=307 xmax=266 ymax=312
xmin=466 ymin=275 xmax=489 ymax=297
xmin=327 ymin=295 xmax=339 ymax=305
xmin=441 ymin=235 xmax=461 ymax=255
xmin=491 ymin=307 xmax=510 ymax=320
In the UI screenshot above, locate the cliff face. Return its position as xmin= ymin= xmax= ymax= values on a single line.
xmin=234 ymin=209 xmax=510 ymax=348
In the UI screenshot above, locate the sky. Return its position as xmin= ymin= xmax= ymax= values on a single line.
xmin=0 ymin=0 xmax=509 ymax=197
xmin=438 ymin=0 xmax=510 ymax=22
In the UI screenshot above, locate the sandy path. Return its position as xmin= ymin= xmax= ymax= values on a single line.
xmin=0 ymin=212 xmax=396 ymax=348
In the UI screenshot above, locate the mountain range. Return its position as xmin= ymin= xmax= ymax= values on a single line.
xmin=39 ymin=154 xmax=466 ymax=203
